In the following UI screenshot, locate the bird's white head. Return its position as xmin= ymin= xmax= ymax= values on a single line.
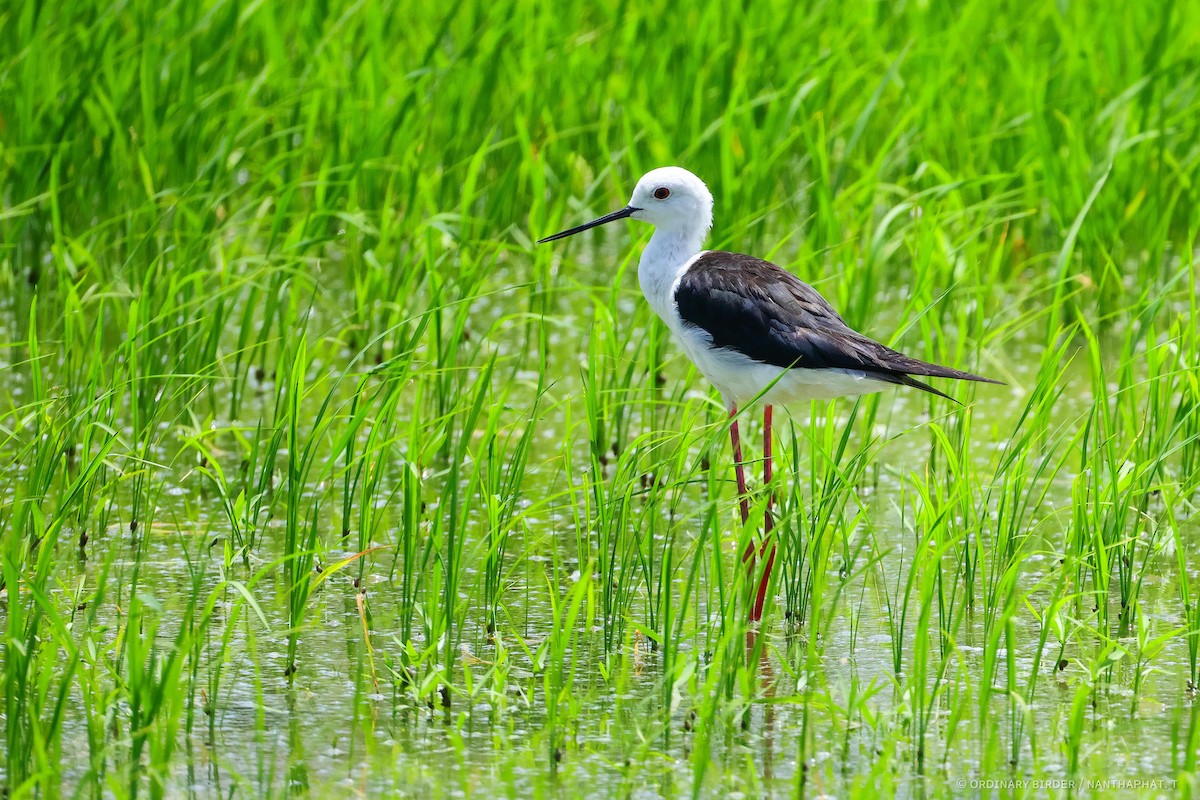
xmin=537 ymin=166 xmax=713 ymax=246
xmin=627 ymin=167 xmax=713 ymax=235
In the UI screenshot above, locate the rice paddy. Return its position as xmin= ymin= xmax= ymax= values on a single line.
xmin=2 ymin=0 xmax=1199 ymax=796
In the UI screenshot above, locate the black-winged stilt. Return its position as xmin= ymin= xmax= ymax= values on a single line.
xmin=539 ymin=166 xmax=999 ymax=622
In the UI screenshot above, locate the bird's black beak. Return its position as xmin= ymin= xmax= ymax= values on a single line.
xmin=537 ymin=206 xmax=639 ymax=244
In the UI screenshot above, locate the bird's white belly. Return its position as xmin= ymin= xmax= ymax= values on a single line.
xmin=670 ymin=323 xmax=888 ymax=408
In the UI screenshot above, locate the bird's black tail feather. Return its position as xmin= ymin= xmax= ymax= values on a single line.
xmin=870 ymin=358 xmax=1003 ymax=404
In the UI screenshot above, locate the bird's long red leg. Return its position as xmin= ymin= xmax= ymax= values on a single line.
xmin=730 ymin=403 xmax=760 ymax=603
xmin=729 ymin=404 xmax=751 ymax=528
xmin=751 ymin=404 xmax=778 ymax=622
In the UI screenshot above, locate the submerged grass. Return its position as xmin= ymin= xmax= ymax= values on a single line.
xmin=2 ymin=0 xmax=1200 ymax=796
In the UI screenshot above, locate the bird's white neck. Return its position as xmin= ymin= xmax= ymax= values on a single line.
xmin=637 ymin=226 xmax=706 ymax=323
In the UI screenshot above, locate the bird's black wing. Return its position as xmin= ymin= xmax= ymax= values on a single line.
xmin=673 ymin=252 xmax=1000 ymax=399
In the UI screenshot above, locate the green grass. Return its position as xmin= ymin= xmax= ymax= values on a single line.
xmin=2 ymin=0 xmax=1200 ymax=796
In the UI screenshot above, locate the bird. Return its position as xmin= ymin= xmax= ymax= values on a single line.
xmin=538 ymin=166 xmax=1000 ymax=622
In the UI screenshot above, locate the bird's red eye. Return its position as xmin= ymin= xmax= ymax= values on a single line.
xmin=653 ymin=187 xmax=670 ymax=200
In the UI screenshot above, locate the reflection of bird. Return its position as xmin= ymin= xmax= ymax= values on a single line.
xmin=540 ymin=166 xmax=1000 ymax=621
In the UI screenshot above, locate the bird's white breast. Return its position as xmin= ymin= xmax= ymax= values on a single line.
xmin=637 ymin=232 xmax=706 ymax=321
